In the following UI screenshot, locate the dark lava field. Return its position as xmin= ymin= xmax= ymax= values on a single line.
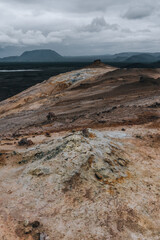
xmin=0 ymin=62 xmax=89 ymax=102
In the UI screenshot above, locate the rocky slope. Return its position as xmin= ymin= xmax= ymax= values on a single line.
xmin=0 ymin=63 xmax=160 ymax=240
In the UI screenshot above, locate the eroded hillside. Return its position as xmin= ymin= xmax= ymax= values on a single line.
xmin=0 ymin=63 xmax=160 ymax=240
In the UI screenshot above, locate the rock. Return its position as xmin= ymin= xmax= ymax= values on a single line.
xmin=46 ymin=112 xmax=56 ymax=121
xmin=148 ymin=102 xmax=160 ymax=108
xmin=139 ymin=76 xmax=159 ymax=85
xmin=32 ymin=221 xmax=40 ymax=228
xmin=18 ymin=159 xmax=28 ymax=165
xmin=23 ymin=220 xmax=29 ymax=227
xmin=24 ymin=226 xmax=32 ymax=234
xmin=45 ymin=132 xmax=51 ymax=137
xmin=82 ymin=128 xmax=90 ymax=138
xmin=136 ymin=135 xmax=142 ymax=139
xmin=29 ymin=168 xmax=50 ymax=177
xmin=95 ymin=172 xmax=102 ymax=180
xmin=18 ymin=138 xmax=33 ymax=146
xmin=40 ymin=233 xmax=50 ymax=240
xmin=88 ymin=59 xmax=107 ymax=68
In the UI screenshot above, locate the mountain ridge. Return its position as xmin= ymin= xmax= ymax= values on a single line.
xmin=0 ymin=49 xmax=63 ymax=62
xmin=1 ymin=49 xmax=160 ymax=63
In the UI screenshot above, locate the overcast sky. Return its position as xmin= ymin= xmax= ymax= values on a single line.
xmin=0 ymin=0 xmax=160 ymax=57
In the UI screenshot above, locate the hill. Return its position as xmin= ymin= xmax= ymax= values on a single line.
xmin=125 ymin=53 xmax=157 ymax=63
xmin=0 ymin=49 xmax=63 ymax=62
xmin=0 ymin=64 xmax=160 ymax=239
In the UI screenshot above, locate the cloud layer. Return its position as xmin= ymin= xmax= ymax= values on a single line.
xmin=0 ymin=0 xmax=160 ymax=56
xmin=123 ymin=5 xmax=154 ymax=19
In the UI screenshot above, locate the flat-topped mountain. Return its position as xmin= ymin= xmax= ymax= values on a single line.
xmin=0 ymin=49 xmax=63 ymax=62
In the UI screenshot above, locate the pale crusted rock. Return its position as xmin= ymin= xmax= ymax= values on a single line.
xmin=29 ymin=168 xmax=50 ymax=176
xmin=40 ymin=233 xmax=50 ymax=240
xmin=0 ymin=127 xmax=159 ymax=239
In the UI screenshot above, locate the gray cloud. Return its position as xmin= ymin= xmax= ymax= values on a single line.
xmin=3 ymin=0 xmax=125 ymax=13
xmin=0 ymin=0 xmax=160 ymax=56
xmin=123 ymin=5 xmax=154 ymax=19
xmin=82 ymin=17 xmax=119 ymax=32
xmin=0 ymin=28 xmax=64 ymax=46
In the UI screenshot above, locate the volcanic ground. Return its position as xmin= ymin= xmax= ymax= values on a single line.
xmin=0 ymin=63 xmax=160 ymax=240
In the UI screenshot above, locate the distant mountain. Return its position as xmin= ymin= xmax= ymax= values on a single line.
xmin=125 ymin=53 xmax=158 ymax=63
xmin=110 ymin=52 xmax=143 ymax=62
xmin=0 ymin=49 xmax=63 ymax=62
xmin=113 ymin=52 xmax=142 ymax=58
xmin=78 ymin=52 xmax=160 ymax=63
xmin=1 ymin=49 xmax=160 ymax=64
